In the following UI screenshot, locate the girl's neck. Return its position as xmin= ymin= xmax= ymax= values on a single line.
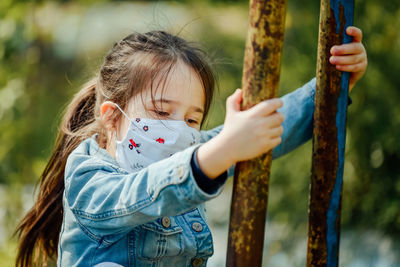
xmin=106 ymin=140 xmax=117 ymax=159
xmin=98 ymin=132 xmax=117 ymax=159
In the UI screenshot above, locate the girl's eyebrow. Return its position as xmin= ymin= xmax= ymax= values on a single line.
xmin=153 ymin=99 xmax=204 ymax=114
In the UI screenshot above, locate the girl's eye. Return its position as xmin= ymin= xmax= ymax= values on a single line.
xmin=186 ymin=118 xmax=199 ymax=124
xmin=153 ymin=110 xmax=169 ymax=117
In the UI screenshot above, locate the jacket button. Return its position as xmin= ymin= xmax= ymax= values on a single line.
xmin=161 ymin=216 xmax=171 ymax=228
xmin=177 ymin=165 xmax=185 ymax=179
xmin=192 ymin=258 xmax=203 ymax=267
xmin=192 ymin=222 xmax=203 ymax=232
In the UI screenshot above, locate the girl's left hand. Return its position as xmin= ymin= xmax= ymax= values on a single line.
xmin=329 ymin=26 xmax=368 ymax=92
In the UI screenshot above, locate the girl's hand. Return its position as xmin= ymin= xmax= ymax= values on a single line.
xmin=196 ymin=89 xmax=284 ymax=178
xmin=219 ymin=89 xmax=284 ymax=162
xmin=329 ymin=26 xmax=368 ymax=92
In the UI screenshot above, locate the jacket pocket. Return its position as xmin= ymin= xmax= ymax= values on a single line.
xmin=137 ymin=217 xmax=184 ymax=261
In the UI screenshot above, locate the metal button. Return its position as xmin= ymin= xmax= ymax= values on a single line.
xmin=177 ymin=165 xmax=185 ymax=179
xmin=192 ymin=222 xmax=203 ymax=232
xmin=161 ymin=216 xmax=171 ymax=228
xmin=192 ymin=258 xmax=203 ymax=267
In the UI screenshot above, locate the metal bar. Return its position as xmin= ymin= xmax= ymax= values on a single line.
xmin=226 ymin=0 xmax=287 ymax=266
xmin=307 ymin=0 xmax=354 ymax=266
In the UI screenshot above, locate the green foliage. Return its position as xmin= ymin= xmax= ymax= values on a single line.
xmin=343 ymin=0 xmax=400 ymax=237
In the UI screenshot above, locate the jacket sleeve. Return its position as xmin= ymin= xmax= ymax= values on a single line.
xmin=200 ymin=78 xmax=316 ymax=176
xmin=271 ymin=77 xmax=316 ymax=158
xmin=64 ymin=143 xmax=224 ymax=237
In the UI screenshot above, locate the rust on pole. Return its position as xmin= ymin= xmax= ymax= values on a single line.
xmin=307 ymin=0 xmax=354 ymax=266
xmin=226 ymin=0 xmax=287 ymax=266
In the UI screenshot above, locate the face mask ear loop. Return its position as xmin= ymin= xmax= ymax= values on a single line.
xmin=114 ymin=103 xmax=130 ymax=121
xmin=113 ymin=102 xmax=141 ymax=134
xmin=113 ymin=129 xmax=119 ymax=143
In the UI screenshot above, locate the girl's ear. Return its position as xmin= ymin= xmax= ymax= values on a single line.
xmin=100 ymin=101 xmax=117 ymax=130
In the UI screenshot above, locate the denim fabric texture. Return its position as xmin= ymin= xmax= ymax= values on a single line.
xmin=57 ymin=78 xmax=316 ymax=267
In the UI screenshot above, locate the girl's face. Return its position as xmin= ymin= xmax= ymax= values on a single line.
xmin=116 ymin=60 xmax=206 ymax=141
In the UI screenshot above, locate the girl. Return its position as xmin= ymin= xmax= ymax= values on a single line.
xmin=16 ymin=28 xmax=367 ymax=266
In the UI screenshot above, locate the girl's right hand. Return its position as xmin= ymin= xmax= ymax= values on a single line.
xmin=219 ymin=89 xmax=284 ymax=163
xmin=196 ymin=89 xmax=284 ymax=179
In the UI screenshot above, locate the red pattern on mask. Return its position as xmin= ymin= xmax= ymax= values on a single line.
xmin=156 ymin=138 xmax=165 ymax=144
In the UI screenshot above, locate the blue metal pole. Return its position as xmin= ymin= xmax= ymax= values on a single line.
xmin=307 ymin=0 xmax=354 ymax=266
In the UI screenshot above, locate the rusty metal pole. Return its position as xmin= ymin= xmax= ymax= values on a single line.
xmin=307 ymin=0 xmax=354 ymax=266
xmin=226 ymin=0 xmax=287 ymax=266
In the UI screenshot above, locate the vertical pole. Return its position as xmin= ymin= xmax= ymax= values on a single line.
xmin=226 ymin=0 xmax=287 ymax=266
xmin=307 ymin=0 xmax=354 ymax=266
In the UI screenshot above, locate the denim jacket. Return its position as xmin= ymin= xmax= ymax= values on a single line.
xmin=57 ymin=79 xmax=316 ymax=267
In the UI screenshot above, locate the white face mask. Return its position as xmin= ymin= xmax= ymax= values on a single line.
xmin=114 ymin=104 xmax=202 ymax=172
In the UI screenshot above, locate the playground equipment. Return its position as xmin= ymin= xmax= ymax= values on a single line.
xmin=226 ymin=0 xmax=354 ymax=266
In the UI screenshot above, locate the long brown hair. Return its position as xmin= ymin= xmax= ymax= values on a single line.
xmin=15 ymin=30 xmax=216 ymax=267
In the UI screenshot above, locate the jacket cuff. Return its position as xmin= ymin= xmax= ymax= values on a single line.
xmin=147 ymin=144 xmax=226 ymax=205
xmin=190 ymin=147 xmax=227 ymax=194
xmin=348 ymin=96 xmax=353 ymax=106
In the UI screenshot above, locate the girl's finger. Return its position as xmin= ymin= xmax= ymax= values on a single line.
xmin=269 ymin=136 xmax=282 ymax=149
xmin=335 ymin=61 xmax=367 ymax=72
xmin=226 ymin=89 xmax=242 ymax=112
xmin=268 ymin=125 xmax=284 ymax=138
xmin=346 ymin=26 xmax=363 ymax=42
xmin=330 ymin=53 xmax=364 ymax=65
xmin=248 ymin=98 xmax=283 ymax=117
xmin=263 ymin=112 xmax=284 ymax=128
xmin=331 ymin=42 xmax=364 ymax=55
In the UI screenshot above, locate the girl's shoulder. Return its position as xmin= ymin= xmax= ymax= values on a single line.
xmin=65 ymin=135 xmax=128 ymax=181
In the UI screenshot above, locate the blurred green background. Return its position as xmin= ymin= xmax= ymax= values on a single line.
xmin=0 ymin=0 xmax=399 ymax=266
